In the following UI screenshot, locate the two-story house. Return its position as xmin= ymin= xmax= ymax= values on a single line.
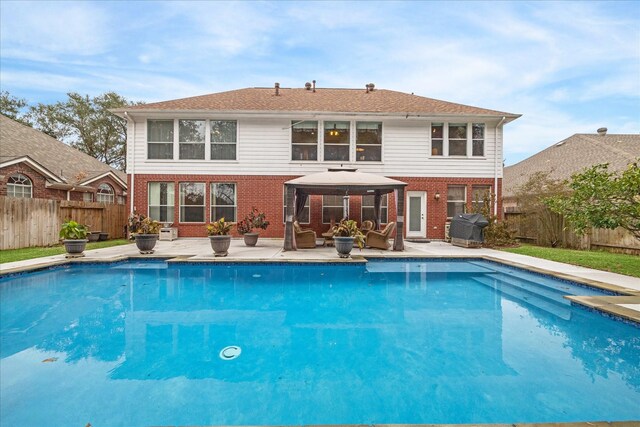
xmin=112 ymin=83 xmax=519 ymax=240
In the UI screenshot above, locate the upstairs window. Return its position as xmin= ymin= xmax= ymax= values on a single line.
xmin=431 ymin=123 xmax=443 ymax=156
xmin=362 ymin=194 xmax=388 ymax=224
xmin=447 ymin=185 xmax=466 ymax=218
xmin=148 ymin=182 xmax=174 ymax=223
xmin=96 ymin=183 xmax=115 ymax=204
xmin=324 ymin=121 xmax=350 ymax=161
xmin=211 ymin=183 xmax=237 ymax=222
xmin=147 ymin=120 xmax=174 ymax=159
xmin=448 ymin=124 xmax=467 ymax=156
xmin=7 ymin=173 xmax=32 ymax=198
xmin=356 ymin=122 xmax=382 ymax=161
xmin=291 ymin=121 xmax=318 ymax=161
xmin=472 ymin=123 xmax=485 ymax=156
xmin=179 ymin=119 xmax=205 ymax=160
xmin=211 ymin=120 xmax=237 ymax=160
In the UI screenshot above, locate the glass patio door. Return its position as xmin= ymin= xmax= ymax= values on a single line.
xmin=406 ymin=191 xmax=426 ymax=238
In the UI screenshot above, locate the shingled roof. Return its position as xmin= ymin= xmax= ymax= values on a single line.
xmin=115 ymin=86 xmax=519 ymax=119
xmin=503 ymin=132 xmax=640 ymax=198
xmin=0 ymin=114 xmax=126 ymax=187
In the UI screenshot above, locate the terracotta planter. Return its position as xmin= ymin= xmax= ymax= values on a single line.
xmin=243 ymin=232 xmax=259 ymax=247
xmin=209 ymin=235 xmax=231 ymax=257
xmin=135 ymin=234 xmax=158 ymax=254
xmin=63 ymin=239 xmax=88 ymax=257
xmin=333 ymin=236 xmax=355 ymax=258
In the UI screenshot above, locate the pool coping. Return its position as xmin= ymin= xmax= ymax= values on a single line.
xmin=176 ymin=423 xmax=639 ymax=427
xmin=2 ymin=251 xmax=639 ymax=324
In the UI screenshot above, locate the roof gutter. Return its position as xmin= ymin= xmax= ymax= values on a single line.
xmin=494 ymin=116 xmax=506 ymax=218
xmin=45 ymin=182 xmax=95 ymax=192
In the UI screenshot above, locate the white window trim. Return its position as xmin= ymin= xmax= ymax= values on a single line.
xmin=429 ymin=121 xmax=487 ymax=159
xmin=179 ymin=182 xmax=206 ymax=223
xmin=355 ymin=121 xmax=383 ymax=163
xmin=7 ymin=173 xmax=33 ymax=198
xmin=322 ymin=120 xmax=351 ymax=162
xmin=147 ymin=119 xmax=175 ymax=160
xmin=210 ymin=120 xmax=238 ymax=161
xmin=210 ymin=182 xmax=237 ymax=222
xmin=447 ymin=185 xmax=467 ymax=219
xmin=290 ymin=120 xmax=319 ymax=162
xmin=96 ymin=183 xmax=115 ymax=204
xmin=178 ymin=119 xmax=206 ymax=161
xmin=148 ymin=182 xmax=175 ymax=222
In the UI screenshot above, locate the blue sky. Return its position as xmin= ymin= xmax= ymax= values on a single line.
xmin=1 ymin=0 xmax=638 ymax=165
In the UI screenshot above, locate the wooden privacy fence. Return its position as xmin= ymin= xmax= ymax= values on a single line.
xmin=505 ymin=212 xmax=640 ymax=255
xmin=1 ymin=196 xmax=128 ymax=250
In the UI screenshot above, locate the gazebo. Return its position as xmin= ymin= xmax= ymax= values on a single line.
xmin=283 ymin=168 xmax=407 ymax=251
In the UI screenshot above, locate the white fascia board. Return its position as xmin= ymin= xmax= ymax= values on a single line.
xmin=80 ymin=171 xmax=127 ymax=189
xmin=0 ymin=156 xmax=64 ymax=183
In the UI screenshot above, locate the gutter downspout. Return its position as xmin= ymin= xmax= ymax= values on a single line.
xmin=124 ymin=112 xmax=135 ymax=214
xmin=494 ymin=116 xmax=506 ymax=219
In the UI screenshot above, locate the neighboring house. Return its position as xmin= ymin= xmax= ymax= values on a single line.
xmin=503 ymin=129 xmax=640 ymax=211
xmin=0 ymin=114 xmax=127 ymax=203
xmin=112 ymin=84 xmax=519 ymax=239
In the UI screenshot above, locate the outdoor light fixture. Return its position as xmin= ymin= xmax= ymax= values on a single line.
xmin=329 ymin=123 xmax=340 ymax=137
xmin=434 ymin=191 xmax=441 ymax=200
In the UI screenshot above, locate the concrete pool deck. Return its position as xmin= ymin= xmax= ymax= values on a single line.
xmin=2 ymin=238 xmax=639 ymax=323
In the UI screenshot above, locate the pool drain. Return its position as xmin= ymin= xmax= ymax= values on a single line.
xmin=219 ymin=346 xmax=241 ymax=360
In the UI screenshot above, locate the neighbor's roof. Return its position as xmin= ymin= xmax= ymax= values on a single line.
xmin=503 ymin=133 xmax=640 ymax=198
xmin=0 ymin=114 xmax=127 ymax=187
xmin=114 ymin=87 xmax=520 ymax=120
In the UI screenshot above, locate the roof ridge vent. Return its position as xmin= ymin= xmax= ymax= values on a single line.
xmin=274 ymin=82 xmax=280 ymax=96
xmin=365 ymin=83 xmax=375 ymax=93
xmin=597 ymin=127 xmax=607 ymax=136
xmin=305 ymin=82 xmax=312 ymax=90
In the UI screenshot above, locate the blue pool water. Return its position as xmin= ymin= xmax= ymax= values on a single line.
xmin=1 ymin=259 xmax=639 ymax=426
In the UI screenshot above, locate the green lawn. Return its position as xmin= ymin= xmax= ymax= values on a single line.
xmin=1 ymin=239 xmax=132 ymax=264
xmin=501 ymin=244 xmax=640 ymax=278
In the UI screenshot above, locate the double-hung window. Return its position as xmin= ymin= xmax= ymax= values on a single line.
xmin=472 ymin=123 xmax=485 ymax=156
xmin=283 ymin=188 xmax=310 ymax=223
xmin=322 ymin=195 xmax=344 ymax=224
xmin=324 ymin=121 xmax=350 ymax=161
xmin=179 ymin=183 xmax=205 ymax=223
xmin=356 ymin=122 xmax=382 ymax=161
xmin=362 ymin=194 xmax=388 ymax=224
xmin=7 ymin=173 xmax=32 ymax=198
xmin=448 ymin=124 xmax=467 ymax=156
xmin=472 ymin=185 xmax=491 ymax=214
xmin=291 ymin=121 xmax=318 ymax=161
xmin=96 ymin=183 xmax=115 ymax=204
xmin=148 ymin=182 xmax=175 ymax=223
xmin=431 ymin=123 xmax=444 ymax=156
xmin=211 ymin=183 xmax=236 ymax=221
xmin=179 ymin=119 xmax=205 ymax=160
xmin=447 ymin=185 xmax=466 ymax=218
xmin=147 ymin=120 xmax=174 ymax=159
xmin=211 ymin=120 xmax=237 ymax=160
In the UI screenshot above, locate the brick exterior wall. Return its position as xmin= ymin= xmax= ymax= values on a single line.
xmin=0 ymin=162 xmax=126 ymax=203
xmin=130 ymin=174 xmax=502 ymax=239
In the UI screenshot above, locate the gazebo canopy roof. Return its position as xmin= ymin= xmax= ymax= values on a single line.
xmin=285 ymin=169 xmax=407 ymax=195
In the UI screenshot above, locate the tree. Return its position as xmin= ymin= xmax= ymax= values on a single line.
xmin=546 ymin=161 xmax=640 ymax=240
xmin=0 ymin=91 xmax=31 ymax=126
xmin=27 ymin=92 xmax=137 ymax=170
xmin=514 ymin=171 xmax=568 ymax=247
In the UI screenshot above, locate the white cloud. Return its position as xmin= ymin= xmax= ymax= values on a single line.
xmin=0 ymin=1 xmax=111 ymax=59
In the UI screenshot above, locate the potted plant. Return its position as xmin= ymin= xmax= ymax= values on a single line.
xmin=206 ymin=217 xmax=235 ymax=256
xmin=332 ymin=219 xmax=365 ymax=258
xmin=236 ymin=207 xmax=270 ymax=246
xmin=128 ymin=212 xmax=161 ymax=254
xmin=59 ymin=220 xmax=89 ymax=257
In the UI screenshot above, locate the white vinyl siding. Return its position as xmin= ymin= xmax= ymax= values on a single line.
xmin=129 ymin=116 xmax=503 ymax=178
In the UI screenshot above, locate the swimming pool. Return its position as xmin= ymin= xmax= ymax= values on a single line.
xmin=1 ymin=259 xmax=638 ymax=426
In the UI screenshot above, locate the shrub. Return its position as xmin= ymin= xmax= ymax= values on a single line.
xmin=333 ymin=219 xmax=365 ymax=249
xmin=236 ymin=207 xmax=270 ymax=235
xmin=128 ymin=212 xmax=161 ymax=235
xmin=59 ymin=220 xmax=89 ymax=240
xmin=206 ymin=218 xmax=235 ymax=236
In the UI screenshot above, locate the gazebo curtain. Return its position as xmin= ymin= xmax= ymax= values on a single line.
xmin=294 ymin=190 xmax=308 ymax=222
